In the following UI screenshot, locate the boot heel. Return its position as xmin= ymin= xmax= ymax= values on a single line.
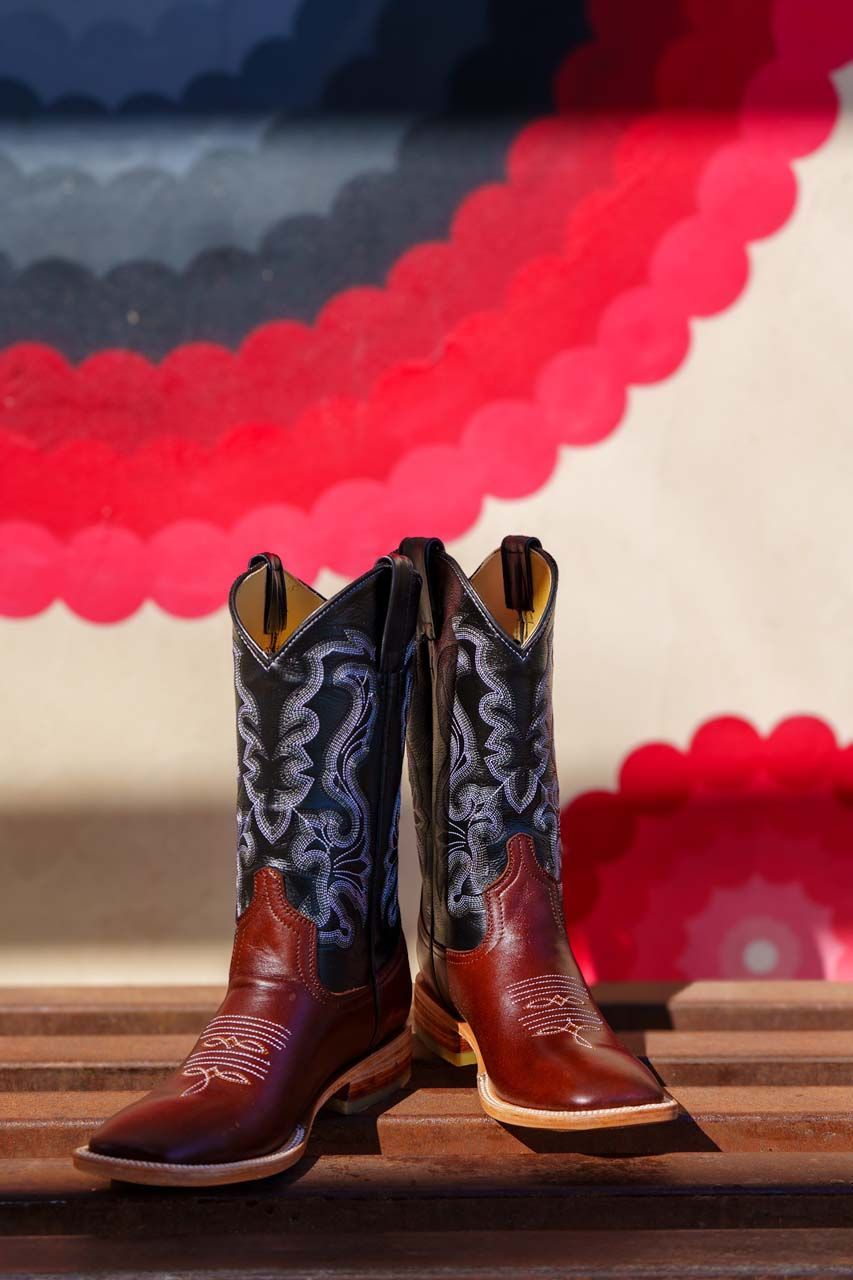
xmin=326 ymin=1028 xmax=412 ymax=1114
xmin=413 ymin=975 xmax=477 ymax=1067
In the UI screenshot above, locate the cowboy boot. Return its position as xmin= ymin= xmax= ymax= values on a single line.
xmin=74 ymin=550 xmax=419 ymax=1185
xmin=401 ymin=535 xmax=677 ymax=1130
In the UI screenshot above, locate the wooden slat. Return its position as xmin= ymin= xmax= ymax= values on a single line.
xmin=4 ymin=1229 xmax=853 ymax=1278
xmin=0 ymin=1093 xmax=138 ymax=1158
xmin=4 ymin=981 xmax=853 ymax=1035
xmin=628 ymin=1029 xmax=853 ymax=1086
xmin=2 ymin=1154 xmax=852 ymax=1235
xmin=420 ymin=1030 xmax=853 ymax=1087
xmin=0 ymin=988 xmax=221 ymax=1037
xmin=594 ymin=981 xmax=853 ymax=1030
xmin=4 ymin=981 xmax=853 ymax=1269
xmin=8 ymin=1082 xmax=853 ymax=1158
xmin=0 ymin=1034 xmax=192 ymax=1091
xmin=377 ymin=1083 xmax=853 ymax=1155
xmin=7 ymin=1029 xmax=853 ymax=1091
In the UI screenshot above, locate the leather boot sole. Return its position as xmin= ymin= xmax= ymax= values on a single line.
xmin=72 ymin=1027 xmax=411 ymax=1187
xmin=413 ymin=977 xmax=679 ymax=1131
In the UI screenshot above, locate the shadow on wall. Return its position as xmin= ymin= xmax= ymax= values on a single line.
xmin=0 ymin=0 xmax=590 ymax=358
xmin=6 ymin=716 xmax=853 ymax=986
xmin=0 ymin=0 xmax=587 ymax=115
xmin=0 ymin=796 xmax=424 ymax=983
xmin=1 ymin=805 xmax=237 ymax=945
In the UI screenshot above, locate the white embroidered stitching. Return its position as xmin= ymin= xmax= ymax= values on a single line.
xmin=181 ymin=1067 xmax=255 ymax=1095
xmin=233 ymin=628 xmax=379 ymax=945
xmin=507 ymin=976 xmax=602 ymax=1048
xmin=447 ymin=619 xmax=561 ymax=921
xmin=204 ymin=1014 xmax=291 ymax=1038
xmin=180 ymin=1014 xmax=291 ymax=1096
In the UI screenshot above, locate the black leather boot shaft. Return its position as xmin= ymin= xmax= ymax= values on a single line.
xmin=401 ymin=536 xmax=561 ymax=956
xmin=229 ymin=553 xmax=419 ymax=992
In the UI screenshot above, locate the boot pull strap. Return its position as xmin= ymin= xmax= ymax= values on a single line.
xmin=248 ymin=552 xmax=286 ymax=652
xmin=377 ymin=552 xmax=421 ymax=672
xmin=500 ymin=535 xmax=541 ymax=644
xmin=398 ymin=536 xmax=444 ymax=641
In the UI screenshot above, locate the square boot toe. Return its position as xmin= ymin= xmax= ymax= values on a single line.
xmin=87 ymin=1094 xmax=245 ymax=1166
xmin=492 ymin=1043 xmax=667 ymax=1114
xmin=560 ymin=1046 xmax=666 ymax=1113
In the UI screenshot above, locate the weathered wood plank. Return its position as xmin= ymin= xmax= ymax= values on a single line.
xmin=0 ymin=989 xmax=222 ymax=1037
xmin=4 ymin=981 xmax=853 ymax=1035
xmin=377 ymin=1084 xmax=853 ymax=1155
xmin=0 ymin=1035 xmax=191 ymax=1091
xmin=8 ymin=1083 xmax=853 ymax=1158
xmin=625 ymin=1030 xmax=853 ymax=1086
xmin=1 ymin=1154 xmax=852 ymax=1235
xmin=0 ymin=1093 xmax=137 ymax=1158
xmin=5 ymin=984 xmax=853 ymax=1264
xmin=4 ymin=1229 xmax=853 ymax=1278
xmin=594 ymin=981 xmax=853 ymax=1031
xmin=6 ymin=1029 xmax=853 ymax=1091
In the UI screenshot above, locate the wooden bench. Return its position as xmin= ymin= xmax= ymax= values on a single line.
xmin=2 ymin=982 xmax=853 ymax=1277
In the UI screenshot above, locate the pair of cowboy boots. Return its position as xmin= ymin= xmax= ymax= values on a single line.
xmin=75 ymin=538 xmax=675 ymax=1187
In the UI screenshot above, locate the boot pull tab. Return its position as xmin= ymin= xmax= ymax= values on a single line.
xmin=378 ymin=552 xmax=421 ymax=672
xmin=500 ymin=535 xmax=542 ymax=644
xmin=248 ymin=552 xmax=286 ymax=654
xmin=398 ymin=537 xmax=444 ymax=641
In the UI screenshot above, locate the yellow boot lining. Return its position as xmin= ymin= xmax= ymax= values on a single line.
xmin=469 ymin=548 xmax=552 ymax=646
xmin=234 ymin=564 xmax=325 ymax=654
